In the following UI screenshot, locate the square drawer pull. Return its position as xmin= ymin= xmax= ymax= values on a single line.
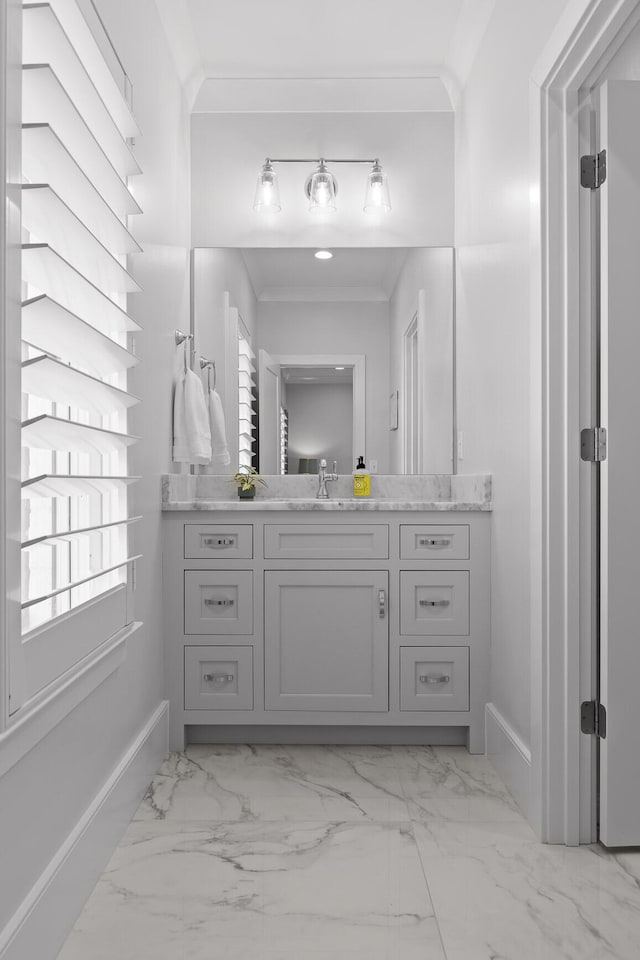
xmin=203 ymin=673 xmax=235 ymax=683
xmin=204 ymin=598 xmax=235 ymax=607
xmin=419 ymin=674 xmax=451 ymax=684
xmin=419 ymin=599 xmax=450 ymax=607
xmin=203 ymin=537 xmax=236 ymax=547
xmin=419 ymin=537 xmax=451 ymax=546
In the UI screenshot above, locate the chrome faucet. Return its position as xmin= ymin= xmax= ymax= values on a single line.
xmin=316 ymin=458 xmax=338 ymax=499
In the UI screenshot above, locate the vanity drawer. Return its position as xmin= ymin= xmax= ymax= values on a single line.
xmin=184 ymin=524 xmax=253 ymax=560
xmin=184 ymin=571 xmax=253 ymax=634
xmin=264 ymin=524 xmax=389 ymax=559
xmin=400 ymin=524 xmax=469 ymax=561
xmin=400 ymin=647 xmax=469 ymax=711
xmin=184 ymin=646 xmax=253 ymax=710
xmin=400 ymin=571 xmax=469 ymax=635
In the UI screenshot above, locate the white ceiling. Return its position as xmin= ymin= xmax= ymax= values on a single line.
xmin=241 ymin=247 xmax=410 ymax=301
xmin=186 ymin=0 xmax=466 ymax=78
xmin=155 ymin=0 xmax=497 ymax=109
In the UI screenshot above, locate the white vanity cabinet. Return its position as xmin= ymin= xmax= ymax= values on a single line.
xmin=163 ymin=508 xmax=490 ymax=753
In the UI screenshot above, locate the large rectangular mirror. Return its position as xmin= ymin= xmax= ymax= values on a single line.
xmin=193 ymin=246 xmax=455 ymax=475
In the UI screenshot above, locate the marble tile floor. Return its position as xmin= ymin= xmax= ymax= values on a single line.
xmin=58 ymin=744 xmax=640 ymax=960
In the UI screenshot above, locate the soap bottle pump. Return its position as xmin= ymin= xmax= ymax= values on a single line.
xmin=353 ymin=455 xmax=370 ymax=497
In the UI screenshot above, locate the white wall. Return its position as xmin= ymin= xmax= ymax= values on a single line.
xmin=257 ymin=299 xmax=390 ymax=472
xmin=454 ymin=0 xmax=574 ymax=764
xmin=389 ymin=247 xmax=453 ymax=473
xmin=287 ymin=382 xmax=353 ymax=475
xmin=0 ymin=2 xmax=191 ymax=954
xmin=598 ymin=17 xmax=640 ymax=80
xmin=191 ymin=112 xmax=454 ymax=248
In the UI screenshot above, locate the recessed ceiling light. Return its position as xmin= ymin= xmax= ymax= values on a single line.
xmin=314 ymin=250 xmax=333 ymax=260
xmin=335 ymin=366 xmax=345 ymax=370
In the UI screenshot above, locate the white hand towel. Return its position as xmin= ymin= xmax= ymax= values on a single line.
xmin=173 ymin=367 xmax=212 ymax=463
xmin=208 ymin=387 xmax=231 ymax=465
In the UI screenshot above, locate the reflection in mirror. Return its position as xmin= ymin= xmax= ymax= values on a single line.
xmin=192 ymin=246 xmax=455 ymax=475
xmin=285 ymin=366 xmax=353 ymax=475
xmin=259 ymin=359 xmax=360 ymax=475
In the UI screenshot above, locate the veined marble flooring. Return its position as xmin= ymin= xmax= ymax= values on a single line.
xmin=57 ymin=744 xmax=640 ymax=960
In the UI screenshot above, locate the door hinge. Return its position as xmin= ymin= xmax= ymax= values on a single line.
xmin=581 ymin=149 xmax=607 ymax=189
xmin=581 ymin=700 xmax=607 ymax=738
xmin=581 ymin=426 xmax=607 ymax=462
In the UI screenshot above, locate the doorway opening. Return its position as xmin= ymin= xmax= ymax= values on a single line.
xmin=403 ymin=313 xmax=421 ymax=474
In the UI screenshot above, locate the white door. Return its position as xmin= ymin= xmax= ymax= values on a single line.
xmin=598 ymin=79 xmax=640 ymax=846
xmin=258 ymin=349 xmax=280 ymax=474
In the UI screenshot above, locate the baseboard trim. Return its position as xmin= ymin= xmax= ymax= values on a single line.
xmin=485 ymin=702 xmax=532 ymax=823
xmin=0 ymin=700 xmax=169 ymax=960
xmin=187 ymin=724 xmax=468 ymax=746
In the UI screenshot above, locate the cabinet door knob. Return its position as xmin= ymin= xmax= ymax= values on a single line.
xmin=419 ymin=674 xmax=451 ymax=684
xmin=203 ymin=673 xmax=235 ymax=683
xmin=419 ymin=599 xmax=450 ymax=608
xmin=418 ymin=537 xmax=451 ymax=547
xmin=378 ymin=589 xmax=386 ymax=619
xmin=204 ymin=598 xmax=235 ymax=607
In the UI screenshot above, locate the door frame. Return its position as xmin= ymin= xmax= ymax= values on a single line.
xmin=271 ymin=354 xmax=366 ymax=464
xmin=533 ymin=0 xmax=640 ymax=843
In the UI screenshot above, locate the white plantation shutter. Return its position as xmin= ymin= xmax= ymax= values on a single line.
xmin=19 ymin=0 xmax=141 ymax=694
xmin=238 ymin=335 xmax=256 ymax=470
xmin=280 ymin=406 xmax=288 ymax=474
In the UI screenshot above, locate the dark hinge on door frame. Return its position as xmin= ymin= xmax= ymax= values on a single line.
xmin=581 ymin=700 xmax=607 ymax=738
xmin=581 ymin=149 xmax=607 ymax=189
xmin=580 ymin=426 xmax=607 ymax=461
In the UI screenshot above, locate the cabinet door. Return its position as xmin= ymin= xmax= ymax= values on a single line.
xmin=265 ymin=570 xmax=389 ymax=711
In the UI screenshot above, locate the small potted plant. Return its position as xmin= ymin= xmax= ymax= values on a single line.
xmin=231 ymin=466 xmax=267 ymax=500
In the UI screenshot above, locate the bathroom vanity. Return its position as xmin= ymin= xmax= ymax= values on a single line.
xmin=162 ymin=474 xmax=491 ymax=753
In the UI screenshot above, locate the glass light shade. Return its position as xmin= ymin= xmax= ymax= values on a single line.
xmin=364 ymin=161 xmax=391 ymax=212
xmin=253 ymin=162 xmax=281 ymax=212
xmin=307 ymin=162 xmax=337 ymax=212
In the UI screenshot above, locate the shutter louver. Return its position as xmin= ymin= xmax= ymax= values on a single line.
xmin=238 ymin=336 xmax=256 ymax=470
xmin=20 ymin=0 xmax=142 ymax=656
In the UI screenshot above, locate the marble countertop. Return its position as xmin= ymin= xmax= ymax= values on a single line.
xmin=161 ymin=474 xmax=492 ymax=512
xmin=162 ymin=497 xmax=491 ymax=512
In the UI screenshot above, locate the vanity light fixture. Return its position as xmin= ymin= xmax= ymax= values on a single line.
xmin=254 ymin=158 xmax=391 ymax=214
xmin=306 ymin=160 xmax=337 ymax=211
xmin=253 ymin=159 xmax=281 ymax=213
xmin=314 ymin=250 xmax=333 ymax=260
xmin=364 ymin=159 xmax=391 ymax=213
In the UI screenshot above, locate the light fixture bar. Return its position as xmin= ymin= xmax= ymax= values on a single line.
xmin=265 ymin=157 xmax=379 ymax=164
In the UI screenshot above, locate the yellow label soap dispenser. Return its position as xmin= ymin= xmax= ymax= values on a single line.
xmin=353 ymin=455 xmax=370 ymax=497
